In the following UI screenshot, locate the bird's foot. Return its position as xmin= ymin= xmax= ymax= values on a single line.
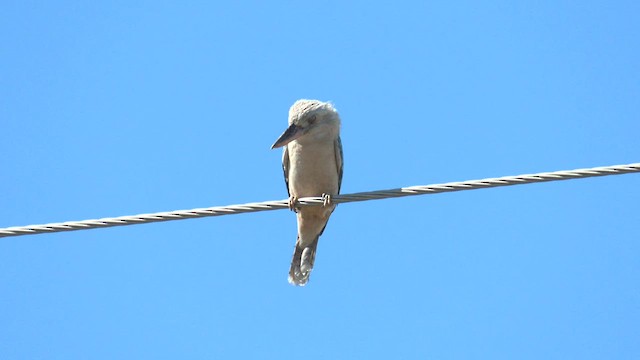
xmin=321 ymin=193 xmax=332 ymax=207
xmin=288 ymin=196 xmax=299 ymax=212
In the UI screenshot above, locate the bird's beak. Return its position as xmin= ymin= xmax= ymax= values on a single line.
xmin=271 ymin=123 xmax=304 ymax=149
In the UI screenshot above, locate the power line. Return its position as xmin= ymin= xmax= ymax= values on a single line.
xmin=1 ymin=162 xmax=638 ymax=238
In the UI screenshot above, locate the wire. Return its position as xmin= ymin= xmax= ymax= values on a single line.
xmin=1 ymin=162 xmax=638 ymax=238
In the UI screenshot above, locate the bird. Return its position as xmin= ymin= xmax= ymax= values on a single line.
xmin=271 ymin=99 xmax=343 ymax=286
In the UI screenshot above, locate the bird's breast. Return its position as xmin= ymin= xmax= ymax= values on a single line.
xmin=287 ymin=141 xmax=340 ymax=198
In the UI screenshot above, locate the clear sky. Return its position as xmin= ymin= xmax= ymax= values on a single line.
xmin=1 ymin=1 xmax=639 ymax=359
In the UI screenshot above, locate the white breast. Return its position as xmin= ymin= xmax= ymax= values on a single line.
xmin=287 ymin=141 xmax=339 ymax=198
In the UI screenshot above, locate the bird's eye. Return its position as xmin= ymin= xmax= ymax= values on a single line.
xmin=308 ymin=115 xmax=317 ymax=125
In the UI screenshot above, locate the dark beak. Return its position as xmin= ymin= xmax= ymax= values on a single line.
xmin=271 ymin=123 xmax=304 ymax=149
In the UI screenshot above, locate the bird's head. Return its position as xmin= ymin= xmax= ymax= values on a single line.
xmin=271 ymin=99 xmax=341 ymax=149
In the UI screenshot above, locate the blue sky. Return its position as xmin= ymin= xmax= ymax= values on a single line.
xmin=1 ymin=1 xmax=639 ymax=359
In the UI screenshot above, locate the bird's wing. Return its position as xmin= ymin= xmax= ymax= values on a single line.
xmin=334 ymin=136 xmax=344 ymax=193
xmin=282 ymin=145 xmax=291 ymax=196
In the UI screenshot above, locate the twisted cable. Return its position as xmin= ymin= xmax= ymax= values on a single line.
xmin=1 ymin=162 xmax=638 ymax=238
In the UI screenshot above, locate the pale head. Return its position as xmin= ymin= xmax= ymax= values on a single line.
xmin=271 ymin=99 xmax=341 ymax=149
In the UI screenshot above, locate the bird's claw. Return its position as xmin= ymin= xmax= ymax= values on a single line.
xmin=322 ymin=193 xmax=332 ymax=207
xmin=288 ymin=196 xmax=299 ymax=212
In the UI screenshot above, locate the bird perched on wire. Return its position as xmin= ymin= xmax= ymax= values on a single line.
xmin=271 ymin=99 xmax=343 ymax=286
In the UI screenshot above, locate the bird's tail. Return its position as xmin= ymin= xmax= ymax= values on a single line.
xmin=288 ymin=236 xmax=319 ymax=286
